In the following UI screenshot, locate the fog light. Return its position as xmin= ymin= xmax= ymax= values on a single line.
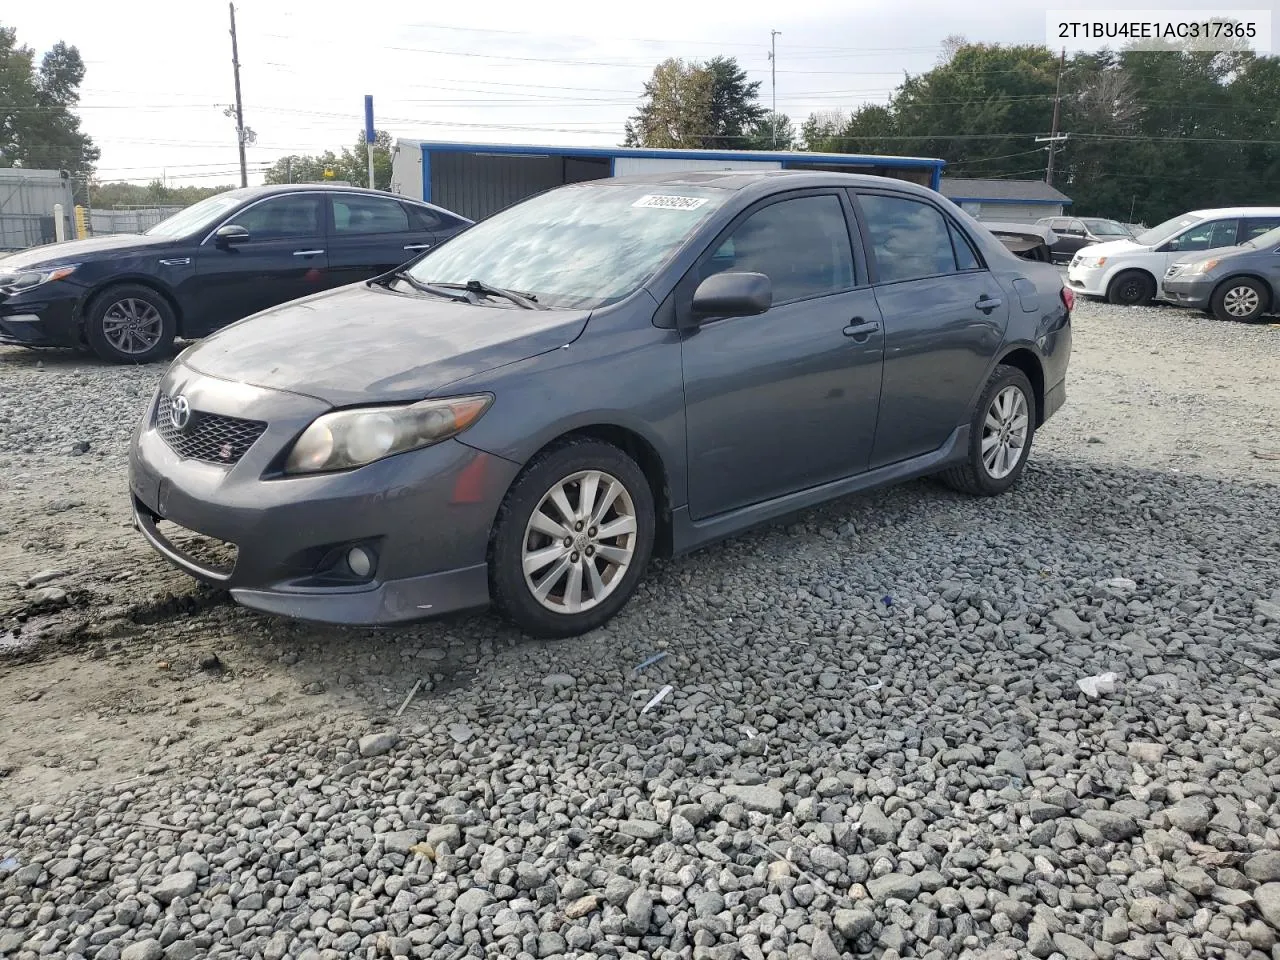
xmin=346 ymin=547 xmax=373 ymax=578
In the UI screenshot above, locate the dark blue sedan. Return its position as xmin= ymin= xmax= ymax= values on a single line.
xmin=0 ymin=184 xmax=471 ymax=362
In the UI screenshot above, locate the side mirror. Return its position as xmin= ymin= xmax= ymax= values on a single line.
xmin=690 ymin=271 xmax=772 ymax=321
xmin=215 ymin=224 xmax=250 ymax=246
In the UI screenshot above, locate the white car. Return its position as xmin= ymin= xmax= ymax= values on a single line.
xmin=1066 ymin=207 xmax=1280 ymax=306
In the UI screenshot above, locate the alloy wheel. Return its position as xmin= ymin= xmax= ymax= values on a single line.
xmin=1222 ymin=285 xmax=1260 ymax=318
xmin=521 ymin=470 xmax=638 ymax=614
xmin=981 ymin=385 xmax=1030 ymax=480
xmin=101 ymin=298 xmax=164 ymax=355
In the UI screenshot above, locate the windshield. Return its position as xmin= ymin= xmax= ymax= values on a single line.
xmin=405 ymin=182 xmax=730 ymax=309
xmin=1137 ymin=214 xmax=1203 ymax=247
xmin=1083 ymin=219 xmax=1131 ymax=237
xmin=144 ymin=192 xmax=244 ymax=238
xmin=1245 ymin=225 xmax=1280 ymax=249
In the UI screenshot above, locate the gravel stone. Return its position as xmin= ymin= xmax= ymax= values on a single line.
xmin=3 ymin=300 xmax=1280 ymax=960
xmin=121 ymin=941 xmax=163 ymax=960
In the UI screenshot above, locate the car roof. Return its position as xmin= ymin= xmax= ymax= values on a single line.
xmin=230 ymin=183 xmax=440 ymax=206
xmin=1184 ymin=206 xmax=1280 ymax=218
xmin=597 ymin=168 xmax=942 ymax=201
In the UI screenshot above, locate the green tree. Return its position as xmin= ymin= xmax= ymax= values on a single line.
xmin=742 ymin=112 xmax=794 ymax=151
xmin=89 ymin=181 xmax=233 ymax=208
xmin=625 ymin=56 xmax=766 ymax=149
xmin=0 ymin=26 xmax=99 ymax=175
xmin=263 ymin=129 xmax=393 ymax=189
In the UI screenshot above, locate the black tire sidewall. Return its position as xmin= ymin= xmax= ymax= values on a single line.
xmin=1211 ymin=278 xmax=1267 ymax=323
xmin=490 ymin=440 xmax=656 ymax=638
xmin=968 ymin=367 xmax=1037 ymax=495
xmin=1108 ymin=271 xmax=1154 ymax=306
xmin=85 ymin=285 xmax=177 ymax=363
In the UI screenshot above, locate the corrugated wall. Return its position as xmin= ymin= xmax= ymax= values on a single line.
xmin=430 ymin=153 xmax=566 ymax=222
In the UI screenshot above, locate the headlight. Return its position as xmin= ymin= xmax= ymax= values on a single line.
xmin=0 ymin=264 xmax=79 ymax=292
xmin=1180 ymin=259 xmax=1218 ymax=276
xmin=1086 ymin=256 xmax=1108 ymax=268
xmin=284 ymin=394 xmax=493 ymax=474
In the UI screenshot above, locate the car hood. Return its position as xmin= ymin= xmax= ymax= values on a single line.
xmin=181 ymin=282 xmax=591 ymax=407
xmin=0 ymin=233 xmax=172 ymax=269
xmin=1079 ymin=238 xmax=1145 ymax=258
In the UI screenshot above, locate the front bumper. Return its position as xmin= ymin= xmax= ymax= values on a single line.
xmin=128 ymin=363 xmax=521 ymax=626
xmin=1065 ymin=262 xmax=1107 ymax=298
xmin=0 ymin=290 xmax=81 ymax=347
xmin=1162 ymin=277 xmax=1214 ymax=309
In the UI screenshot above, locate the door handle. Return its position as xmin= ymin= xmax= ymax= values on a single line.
xmin=975 ymin=296 xmax=1003 ymax=313
xmin=292 ymin=249 xmax=324 ymax=257
xmin=403 ymin=243 xmax=432 ymax=251
xmin=842 ymin=319 xmax=881 ymax=341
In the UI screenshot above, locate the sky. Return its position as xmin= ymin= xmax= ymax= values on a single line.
xmin=6 ymin=0 xmax=1256 ymax=187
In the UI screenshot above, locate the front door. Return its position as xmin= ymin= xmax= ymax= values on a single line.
xmin=327 ymin=192 xmax=435 ymax=288
xmin=680 ymin=191 xmax=885 ymax=520
xmin=191 ymin=193 xmax=328 ymax=334
xmin=852 ymin=190 xmax=1010 ymax=468
xmin=1160 ymin=218 xmax=1241 ymax=275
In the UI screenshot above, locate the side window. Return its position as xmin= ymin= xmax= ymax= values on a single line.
xmin=859 ymin=194 xmax=960 ymax=284
xmin=405 ymin=203 xmax=444 ymax=232
xmin=1068 ymin=220 xmax=1087 ymax=235
xmin=1241 ymin=218 xmax=1280 ymax=243
xmin=1175 ymin=218 xmax=1239 ymax=252
xmin=332 ymin=195 xmax=411 ymax=235
xmin=949 ymin=221 xmax=982 ymax=271
xmin=705 ymin=195 xmax=855 ymax=305
xmin=226 ymin=195 xmax=322 ymax=240
xmin=1050 ymin=218 xmax=1070 ymax=232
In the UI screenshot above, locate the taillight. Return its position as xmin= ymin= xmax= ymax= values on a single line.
xmin=1061 ymin=286 xmax=1075 ymax=312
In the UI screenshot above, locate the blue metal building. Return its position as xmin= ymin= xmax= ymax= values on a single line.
xmin=391 ymin=140 xmax=947 ymax=222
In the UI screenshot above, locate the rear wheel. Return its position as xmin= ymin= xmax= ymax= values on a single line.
xmin=84 ymin=284 xmax=176 ymax=363
xmin=1210 ymin=277 xmax=1268 ymax=323
xmin=941 ymin=365 xmax=1037 ymax=497
xmin=489 ymin=439 xmax=656 ymax=638
xmin=1106 ymin=270 xmax=1155 ymax=306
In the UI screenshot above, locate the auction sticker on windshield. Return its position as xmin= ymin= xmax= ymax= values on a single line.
xmin=632 ymin=195 xmax=710 ymax=210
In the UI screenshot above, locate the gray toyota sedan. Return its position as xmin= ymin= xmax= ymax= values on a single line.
xmin=128 ymin=170 xmax=1072 ymax=637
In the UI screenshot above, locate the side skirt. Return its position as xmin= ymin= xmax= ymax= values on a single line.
xmin=669 ymin=425 xmax=970 ymax=556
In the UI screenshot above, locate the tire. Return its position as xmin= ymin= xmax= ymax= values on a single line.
xmin=489 ymin=438 xmax=656 ymax=638
xmin=941 ymin=364 xmax=1037 ymax=497
xmin=1210 ymin=277 xmax=1268 ymax=323
xmin=84 ymin=284 xmax=177 ymax=363
xmin=1106 ymin=270 xmax=1156 ymax=306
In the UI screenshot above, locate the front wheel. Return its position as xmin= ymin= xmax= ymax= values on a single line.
xmin=1210 ymin=277 xmax=1268 ymax=323
xmin=84 ymin=284 xmax=177 ymax=363
xmin=941 ymin=365 xmax=1037 ymax=497
xmin=489 ymin=439 xmax=656 ymax=638
xmin=1106 ymin=270 xmax=1156 ymax=307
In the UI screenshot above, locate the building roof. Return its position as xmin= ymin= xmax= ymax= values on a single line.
xmin=395 ymin=139 xmax=947 ymax=170
xmin=940 ymin=178 xmax=1071 ymax=203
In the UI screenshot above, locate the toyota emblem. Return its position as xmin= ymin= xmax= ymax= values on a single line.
xmin=169 ymin=394 xmax=191 ymax=430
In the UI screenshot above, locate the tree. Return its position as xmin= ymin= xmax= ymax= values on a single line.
xmin=742 ymin=112 xmax=794 ymax=151
xmin=625 ymin=56 xmax=766 ymax=149
xmin=89 ymin=181 xmax=233 ymax=208
xmin=263 ymin=129 xmax=394 ymax=189
xmin=0 ymin=26 xmax=99 ymax=174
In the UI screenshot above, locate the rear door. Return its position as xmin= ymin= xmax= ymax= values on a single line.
xmin=852 ymin=190 xmax=1010 ymax=468
xmin=327 ymin=192 xmax=433 ymax=288
xmin=191 ymin=192 xmax=328 ymax=333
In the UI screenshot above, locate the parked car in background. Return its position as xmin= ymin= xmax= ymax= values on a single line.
xmin=129 ymin=170 xmax=1072 ymax=637
xmin=1035 ymin=216 xmax=1134 ymax=263
xmin=985 ymin=221 xmax=1058 ymax=262
xmin=0 ymin=185 xmax=472 ymax=362
xmin=1164 ymin=224 xmax=1280 ymax=322
xmin=1066 ymin=207 xmax=1280 ymax=306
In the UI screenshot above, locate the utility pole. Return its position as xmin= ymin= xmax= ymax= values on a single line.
xmin=1044 ymin=46 xmax=1066 ymax=184
xmin=229 ymin=3 xmax=248 ymax=188
xmin=768 ymin=30 xmax=781 ymax=148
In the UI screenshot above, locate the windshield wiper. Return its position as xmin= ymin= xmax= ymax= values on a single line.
xmin=431 ymin=279 xmax=544 ymax=310
xmin=376 ymin=270 xmax=472 ymax=303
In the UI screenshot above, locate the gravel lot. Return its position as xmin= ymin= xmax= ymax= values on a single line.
xmin=2 ymin=298 xmax=1280 ymax=960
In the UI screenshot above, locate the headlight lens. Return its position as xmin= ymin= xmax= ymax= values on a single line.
xmin=1088 ymin=256 xmax=1108 ymax=268
xmin=284 ymin=394 xmax=493 ymax=474
xmin=1182 ymin=259 xmax=1218 ymax=275
xmin=0 ymin=264 xmax=79 ymax=291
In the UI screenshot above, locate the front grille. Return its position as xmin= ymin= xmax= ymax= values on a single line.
xmin=155 ymin=395 xmax=266 ymax=465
